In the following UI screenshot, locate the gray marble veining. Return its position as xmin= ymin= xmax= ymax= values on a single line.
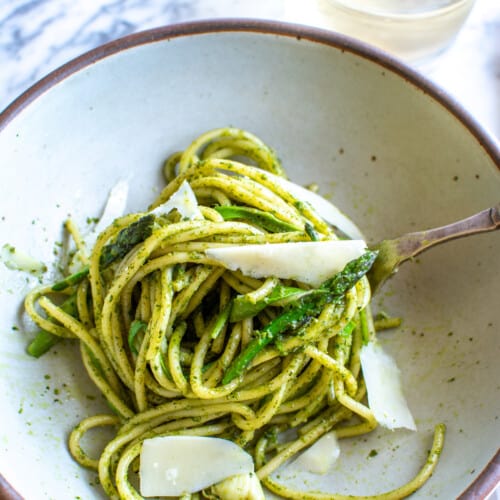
xmin=0 ymin=0 xmax=198 ymax=107
xmin=1 ymin=0 xmax=498 ymax=141
xmin=1 ymin=0 xmax=499 ymax=136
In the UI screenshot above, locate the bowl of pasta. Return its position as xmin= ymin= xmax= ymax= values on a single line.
xmin=0 ymin=19 xmax=499 ymax=500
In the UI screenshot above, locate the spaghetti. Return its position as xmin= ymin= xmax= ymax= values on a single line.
xmin=24 ymin=128 xmax=444 ymax=499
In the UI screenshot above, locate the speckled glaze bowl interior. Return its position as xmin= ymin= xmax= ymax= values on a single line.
xmin=0 ymin=20 xmax=498 ymax=500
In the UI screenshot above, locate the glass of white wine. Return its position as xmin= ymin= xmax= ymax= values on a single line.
xmin=285 ymin=0 xmax=476 ymax=65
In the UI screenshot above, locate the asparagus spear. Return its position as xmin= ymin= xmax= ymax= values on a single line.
xmin=210 ymin=302 xmax=232 ymax=339
xmin=214 ymin=206 xmax=301 ymax=233
xmin=99 ymin=214 xmax=155 ymax=269
xmin=128 ymin=319 xmax=148 ymax=355
xmin=27 ymin=293 xmax=79 ymax=357
xmin=51 ymin=266 xmax=90 ymax=291
xmin=222 ymin=251 xmax=377 ymax=384
xmin=304 ymin=222 xmax=320 ymax=241
xmin=230 ymin=285 xmax=321 ymax=323
xmin=50 ymin=215 xmax=154 ymax=293
xmin=28 ymin=214 xmax=155 ymax=358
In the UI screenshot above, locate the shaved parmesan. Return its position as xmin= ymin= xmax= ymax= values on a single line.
xmin=211 ymin=473 xmax=265 ymax=500
xmin=90 ymin=179 xmax=129 ymax=242
xmin=265 ymin=173 xmax=365 ymax=240
xmin=360 ymin=341 xmax=416 ymax=431
xmin=291 ymin=431 xmax=340 ymax=474
xmin=69 ymin=180 xmax=129 ymax=273
xmin=139 ymin=436 xmax=254 ymax=497
xmin=206 ymin=240 xmax=367 ymax=287
xmin=0 ymin=244 xmax=46 ymax=275
xmin=150 ymin=180 xmax=202 ymax=220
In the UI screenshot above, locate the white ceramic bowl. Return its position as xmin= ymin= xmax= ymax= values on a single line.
xmin=0 ymin=20 xmax=498 ymax=500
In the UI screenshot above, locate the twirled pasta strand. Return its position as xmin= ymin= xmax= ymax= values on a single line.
xmin=24 ymin=127 xmax=443 ymax=500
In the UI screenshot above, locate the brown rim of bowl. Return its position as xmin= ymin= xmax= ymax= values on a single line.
xmin=0 ymin=473 xmax=22 ymax=500
xmin=0 ymin=17 xmax=498 ymax=500
xmin=0 ymin=18 xmax=499 ymax=171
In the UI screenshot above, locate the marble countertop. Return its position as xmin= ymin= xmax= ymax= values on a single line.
xmin=1 ymin=0 xmax=499 ymax=143
xmin=0 ymin=1 xmax=498 ymax=499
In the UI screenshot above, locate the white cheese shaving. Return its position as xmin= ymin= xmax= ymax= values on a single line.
xmin=360 ymin=341 xmax=417 ymax=431
xmin=140 ymin=436 xmax=254 ymax=497
xmin=69 ymin=180 xmax=129 ymax=273
xmin=69 ymin=180 xmax=202 ymax=273
xmin=87 ymin=179 xmax=129 ymax=248
xmin=0 ymin=244 xmax=46 ymax=275
xmin=206 ymin=240 xmax=367 ymax=287
xmin=150 ymin=180 xmax=203 ymax=220
xmin=291 ymin=431 xmax=340 ymax=474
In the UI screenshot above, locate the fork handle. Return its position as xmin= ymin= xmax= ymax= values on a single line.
xmin=397 ymin=203 xmax=500 ymax=260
